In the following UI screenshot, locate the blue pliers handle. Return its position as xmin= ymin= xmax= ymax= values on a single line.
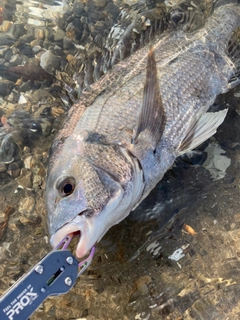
xmin=0 ymin=250 xmax=78 ymax=320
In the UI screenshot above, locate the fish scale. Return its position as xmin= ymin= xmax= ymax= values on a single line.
xmin=46 ymin=4 xmax=240 ymax=258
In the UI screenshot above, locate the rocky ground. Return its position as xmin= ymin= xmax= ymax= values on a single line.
xmin=0 ymin=0 xmax=240 ymax=319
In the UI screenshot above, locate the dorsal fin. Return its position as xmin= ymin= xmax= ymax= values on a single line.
xmin=132 ymin=47 xmax=165 ymax=147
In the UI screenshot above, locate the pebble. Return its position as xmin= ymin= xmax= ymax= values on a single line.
xmin=0 ymin=34 xmax=15 ymax=46
xmin=0 ymin=21 xmax=13 ymax=32
xmin=34 ymin=28 xmax=45 ymax=40
xmin=54 ymin=29 xmax=65 ymax=41
xmin=12 ymin=23 xmax=26 ymax=39
xmin=32 ymin=45 xmax=42 ymax=54
xmin=33 ymin=174 xmax=42 ymax=189
xmin=0 ymin=79 xmax=13 ymax=97
xmin=0 ymin=163 xmax=7 ymax=172
xmin=24 ymin=156 xmax=34 ymax=169
xmin=40 ymin=119 xmax=52 ymax=136
xmin=40 ymin=50 xmax=62 ymax=75
xmin=0 ymin=46 xmax=10 ymax=58
xmin=6 ymin=168 xmax=21 ymax=178
xmin=51 ymin=106 xmax=65 ymax=118
xmin=18 ymin=197 xmax=35 ymax=215
xmin=9 ymin=53 xmax=22 ymax=65
xmin=16 ymin=170 xmax=33 ymax=189
xmin=62 ymin=36 xmax=73 ymax=50
xmin=32 ymin=89 xmax=53 ymax=103
xmin=18 ymin=94 xmax=28 ymax=105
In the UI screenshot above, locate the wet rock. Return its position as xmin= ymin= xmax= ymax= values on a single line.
xmin=66 ymin=22 xmax=81 ymax=41
xmin=30 ymin=39 xmax=42 ymax=47
xmin=0 ymin=45 xmax=10 ymax=57
xmin=8 ymin=58 xmax=53 ymax=82
xmin=39 ymin=119 xmax=52 ymax=136
xmin=0 ymin=34 xmax=15 ymax=46
xmin=40 ymin=50 xmax=62 ymax=75
xmin=62 ymin=36 xmax=73 ymax=50
xmin=0 ymin=58 xmax=5 ymax=68
xmin=6 ymin=167 xmax=21 ymax=178
xmin=24 ymin=155 xmax=34 ymax=170
xmin=32 ymin=174 xmax=42 ymax=189
xmin=32 ymin=45 xmax=42 ymax=54
xmin=32 ymin=89 xmax=53 ymax=104
xmin=51 ymin=106 xmax=65 ymax=118
xmin=17 ymin=44 xmax=34 ymax=57
xmin=6 ymin=90 xmax=19 ymax=103
xmin=0 ymin=205 xmax=14 ymax=240
xmin=54 ymin=29 xmax=65 ymax=41
xmin=0 ymin=134 xmax=18 ymax=164
xmin=0 ymin=163 xmax=7 ymax=172
xmin=89 ymin=0 xmax=108 ymax=9
xmin=11 ymin=23 xmax=25 ymax=39
xmin=16 ymin=170 xmax=32 ymax=189
xmin=18 ymin=80 xmax=32 ymax=92
xmin=7 ymin=160 xmax=24 ymax=171
xmin=203 ymin=140 xmax=231 ymax=180
xmin=0 ymin=20 xmax=13 ymax=32
xmin=0 ymin=79 xmax=13 ymax=96
xmin=53 ymin=45 xmax=63 ymax=56
xmin=18 ymin=197 xmax=35 ymax=215
xmin=73 ymin=2 xmax=84 ymax=15
xmin=34 ymin=28 xmax=45 ymax=40
xmin=1 ymin=102 xmax=16 ymax=117
xmin=3 ymin=48 xmax=12 ymax=61
xmin=18 ymin=94 xmax=28 ymax=105
xmin=9 ymin=53 xmax=23 ymax=66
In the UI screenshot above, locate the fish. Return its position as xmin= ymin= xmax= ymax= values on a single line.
xmin=46 ymin=4 xmax=240 ymax=258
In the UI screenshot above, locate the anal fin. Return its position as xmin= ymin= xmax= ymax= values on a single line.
xmin=178 ymin=109 xmax=228 ymax=155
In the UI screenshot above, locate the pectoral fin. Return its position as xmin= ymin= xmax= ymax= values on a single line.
xmin=132 ymin=48 xmax=165 ymax=146
xmin=178 ymin=109 xmax=228 ymax=155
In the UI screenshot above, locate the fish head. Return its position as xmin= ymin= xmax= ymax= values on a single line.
xmin=46 ymin=142 xmax=144 ymax=258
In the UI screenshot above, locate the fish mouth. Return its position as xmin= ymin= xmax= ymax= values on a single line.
xmin=50 ymin=214 xmax=101 ymax=258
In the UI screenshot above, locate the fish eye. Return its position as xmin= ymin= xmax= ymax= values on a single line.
xmin=57 ymin=177 xmax=75 ymax=197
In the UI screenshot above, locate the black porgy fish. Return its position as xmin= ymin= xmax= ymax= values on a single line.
xmin=46 ymin=4 xmax=240 ymax=258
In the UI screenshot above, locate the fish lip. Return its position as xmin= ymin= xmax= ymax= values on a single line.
xmin=50 ymin=215 xmax=95 ymax=258
xmin=50 ymin=223 xmax=80 ymax=248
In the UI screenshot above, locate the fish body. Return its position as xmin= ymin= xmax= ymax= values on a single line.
xmin=46 ymin=4 xmax=240 ymax=258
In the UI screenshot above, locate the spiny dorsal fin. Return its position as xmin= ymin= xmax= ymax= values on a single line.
xmin=132 ymin=47 xmax=165 ymax=147
xmin=178 ymin=109 xmax=228 ymax=155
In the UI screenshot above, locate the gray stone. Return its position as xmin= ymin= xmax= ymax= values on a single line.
xmin=62 ymin=36 xmax=73 ymax=50
xmin=40 ymin=50 xmax=61 ymax=75
xmin=0 ymin=80 xmax=13 ymax=97
xmin=16 ymin=170 xmax=32 ymax=189
xmin=54 ymin=29 xmax=65 ymax=41
xmin=0 ymin=46 xmax=10 ymax=58
xmin=32 ymin=89 xmax=53 ymax=103
xmin=0 ymin=163 xmax=7 ymax=172
xmin=19 ymin=197 xmax=35 ymax=215
xmin=9 ymin=54 xmax=23 ymax=66
xmin=33 ymin=174 xmax=42 ymax=189
xmin=40 ymin=119 xmax=52 ymax=136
